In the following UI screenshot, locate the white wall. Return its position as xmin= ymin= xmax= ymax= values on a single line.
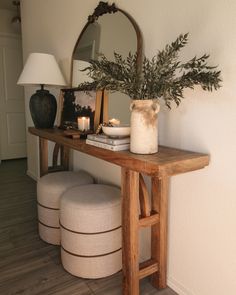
xmin=21 ymin=1 xmax=236 ymax=294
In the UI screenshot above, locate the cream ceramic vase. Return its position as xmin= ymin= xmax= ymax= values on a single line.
xmin=130 ymin=99 xmax=160 ymax=154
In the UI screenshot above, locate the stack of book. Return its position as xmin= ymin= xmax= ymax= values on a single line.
xmin=86 ymin=134 xmax=130 ymax=151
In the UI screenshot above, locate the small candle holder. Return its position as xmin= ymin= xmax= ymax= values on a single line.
xmin=64 ymin=128 xmax=93 ymax=139
xmin=77 ymin=116 xmax=90 ymax=131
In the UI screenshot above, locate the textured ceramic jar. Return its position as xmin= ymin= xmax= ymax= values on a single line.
xmin=130 ymin=99 xmax=160 ymax=154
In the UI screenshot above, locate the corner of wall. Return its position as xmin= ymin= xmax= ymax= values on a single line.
xmin=167 ymin=276 xmax=195 ymax=295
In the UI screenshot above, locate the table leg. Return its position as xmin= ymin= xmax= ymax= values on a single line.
xmin=121 ymin=168 xmax=140 ymax=295
xmin=52 ymin=143 xmax=60 ymax=168
xmin=151 ymin=174 xmax=169 ymax=288
xmin=39 ymin=137 xmax=48 ymax=177
xmin=60 ymin=146 xmax=70 ymax=170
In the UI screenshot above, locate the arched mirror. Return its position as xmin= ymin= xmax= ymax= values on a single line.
xmin=70 ymin=1 xmax=142 ymax=124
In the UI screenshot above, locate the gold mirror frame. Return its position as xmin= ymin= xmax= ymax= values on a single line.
xmin=54 ymin=2 xmax=143 ymax=170
xmin=70 ymin=1 xmax=143 ymax=87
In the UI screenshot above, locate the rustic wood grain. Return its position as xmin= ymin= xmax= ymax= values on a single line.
xmin=139 ymin=213 xmax=160 ymax=228
xmin=139 ymin=259 xmax=158 ymax=279
xmin=30 ymin=127 xmax=209 ymax=294
xmin=151 ymin=175 xmax=169 ymax=288
xmin=102 ymin=90 xmax=109 ymax=123
xmin=39 ymin=137 xmax=48 ymax=177
xmin=52 ymin=143 xmax=61 ymax=167
xmin=121 ymin=168 xmax=140 ymax=295
xmin=94 ymin=90 xmax=103 ymax=131
xmin=60 ymin=145 xmax=70 ymax=170
xmin=139 ymin=174 xmax=151 ymax=217
xmin=30 ymin=127 xmax=209 ymax=177
xmin=0 ymin=159 xmax=178 ymax=295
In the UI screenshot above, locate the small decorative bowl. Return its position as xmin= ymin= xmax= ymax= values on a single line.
xmin=102 ymin=125 xmax=130 ymax=138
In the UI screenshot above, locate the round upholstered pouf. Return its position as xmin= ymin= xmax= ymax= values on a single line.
xmin=60 ymin=184 xmax=122 ymax=279
xmin=37 ymin=171 xmax=94 ymax=245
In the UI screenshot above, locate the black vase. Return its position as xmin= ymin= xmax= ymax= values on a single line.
xmin=30 ymin=89 xmax=57 ymax=129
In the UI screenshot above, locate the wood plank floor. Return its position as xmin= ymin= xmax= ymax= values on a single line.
xmin=0 ymin=159 xmax=178 ymax=295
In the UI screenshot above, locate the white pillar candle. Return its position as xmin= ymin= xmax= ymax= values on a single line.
xmin=77 ymin=117 xmax=90 ymax=131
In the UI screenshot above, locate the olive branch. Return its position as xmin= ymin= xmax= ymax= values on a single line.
xmin=79 ymin=33 xmax=221 ymax=109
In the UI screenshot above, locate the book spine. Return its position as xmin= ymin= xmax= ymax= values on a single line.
xmin=87 ymin=135 xmax=110 ymax=144
xmin=87 ymin=134 xmax=130 ymax=145
xmin=86 ymin=139 xmax=129 ymax=151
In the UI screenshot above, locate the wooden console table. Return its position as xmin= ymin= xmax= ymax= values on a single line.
xmin=29 ymin=127 xmax=209 ymax=295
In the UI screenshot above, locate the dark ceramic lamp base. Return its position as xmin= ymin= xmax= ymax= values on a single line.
xmin=30 ymin=85 xmax=57 ymax=129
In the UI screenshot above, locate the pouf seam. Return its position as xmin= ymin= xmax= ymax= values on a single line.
xmin=61 ymin=246 xmax=122 ymax=258
xmin=38 ymin=219 xmax=60 ymax=229
xmin=60 ymin=221 xmax=121 ymax=235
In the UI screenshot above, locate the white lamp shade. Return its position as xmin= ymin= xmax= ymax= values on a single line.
xmin=17 ymin=53 xmax=67 ymax=86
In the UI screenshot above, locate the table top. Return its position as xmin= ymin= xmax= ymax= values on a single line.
xmin=29 ymin=127 xmax=209 ymax=176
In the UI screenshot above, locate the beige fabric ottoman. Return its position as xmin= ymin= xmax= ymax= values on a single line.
xmin=37 ymin=171 xmax=94 ymax=245
xmin=60 ymin=184 xmax=122 ymax=279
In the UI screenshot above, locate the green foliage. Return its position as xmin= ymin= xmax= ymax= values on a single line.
xmin=79 ymin=33 xmax=222 ymax=109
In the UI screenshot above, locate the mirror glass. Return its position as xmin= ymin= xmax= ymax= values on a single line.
xmin=71 ymin=7 xmax=141 ymax=124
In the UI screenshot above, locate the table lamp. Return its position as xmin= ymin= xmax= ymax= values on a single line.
xmin=17 ymin=53 xmax=67 ymax=128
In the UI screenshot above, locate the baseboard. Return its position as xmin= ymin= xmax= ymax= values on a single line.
xmin=27 ymin=169 xmax=38 ymax=181
xmin=139 ymin=254 xmax=195 ymax=295
xmin=167 ymin=276 xmax=195 ymax=295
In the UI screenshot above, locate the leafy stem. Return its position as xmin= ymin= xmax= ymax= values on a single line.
xmin=79 ymin=33 xmax=222 ymax=109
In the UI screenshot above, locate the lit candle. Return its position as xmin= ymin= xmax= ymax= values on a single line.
xmin=109 ymin=118 xmax=120 ymax=126
xmin=77 ymin=117 xmax=90 ymax=131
